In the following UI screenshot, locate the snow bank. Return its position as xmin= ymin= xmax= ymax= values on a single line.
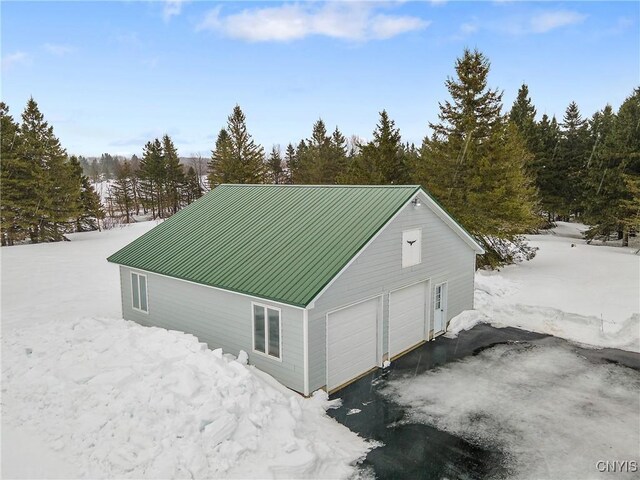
xmin=2 ymin=221 xmax=372 ymax=478
xmin=382 ymin=339 xmax=640 ymax=480
xmin=2 ymin=318 xmax=371 ymax=479
xmin=448 ymin=224 xmax=640 ymax=352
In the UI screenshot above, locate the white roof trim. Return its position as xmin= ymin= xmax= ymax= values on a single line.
xmin=416 ymin=187 xmax=485 ymax=254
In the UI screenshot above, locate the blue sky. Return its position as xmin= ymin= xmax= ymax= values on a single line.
xmin=2 ymin=1 xmax=638 ymax=157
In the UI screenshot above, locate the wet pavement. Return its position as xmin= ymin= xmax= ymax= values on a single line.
xmin=328 ymin=325 xmax=640 ymax=479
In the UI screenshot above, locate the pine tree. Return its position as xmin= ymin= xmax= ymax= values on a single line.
xmin=266 ymin=146 xmax=285 ymax=184
xmin=583 ymin=89 xmax=640 ymax=245
xmin=301 ymin=119 xmax=331 ymax=183
xmin=207 ymin=106 xmax=265 ymax=186
xmin=415 ymin=49 xmax=539 ymax=268
xmin=112 ymin=160 xmax=136 ymax=223
xmin=184 ymin=166 xmax=203 ymax=204
xmin=139 ymin=139 xmax=165 ymax=219
xmin=509 ymin=84 xmax=538 ymax=154
xmin=207 ymin=128 xmax=234 ymax=187
xmin=162 ymin=134 xmax=185 ymax=214
xmin=615 ymin=88 xmax=640 ymax=246
xmin=557 ymin=101 xmax=590 ymax=218
xmin=327 ymin=127 xmax=349 ymax=183
xmin=69 ymin=155 xmax=104 ymax=231
xmin=342 ymin=110 xmax=407 ymax=184
xmin=284 ymin=143 xmax=297 ymax=184
xmin=0 ymin=102 xmax=31 ymax=245
xmin=532 ymin=114 xmax=562 ymax=220
xmin=18 ymin=98 xmax=81 ymax=242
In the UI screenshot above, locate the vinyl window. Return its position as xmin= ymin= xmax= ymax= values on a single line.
xmin=253 ymin=303 xmax=281 ymax=359
xmin=131 ymin=272 xmax=148 ymax=313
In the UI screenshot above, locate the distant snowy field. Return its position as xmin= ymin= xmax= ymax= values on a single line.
xmin=1 ymin=223 xmax=372 ymax=479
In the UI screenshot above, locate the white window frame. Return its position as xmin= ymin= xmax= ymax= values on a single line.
xmin=251 ymin=302 xmax=282 ymax=362
xmin=402 ymin=228 xmax=422 ymax=268
xmin=130 ymin=271 xmax=149 ymax=314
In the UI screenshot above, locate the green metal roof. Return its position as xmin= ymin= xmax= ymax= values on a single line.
xmin=108 ymin=185 xmax=420 ymax=307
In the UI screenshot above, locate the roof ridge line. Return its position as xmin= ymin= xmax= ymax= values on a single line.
xmin=218 ymin=184 xmax=421 ymax=188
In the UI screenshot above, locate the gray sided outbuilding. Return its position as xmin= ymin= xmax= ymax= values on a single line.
xmin=110 ymin=185 xmax=483 ymax=395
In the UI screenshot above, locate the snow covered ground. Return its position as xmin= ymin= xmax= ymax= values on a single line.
xmin=394 ymin=222 xmax=639 ymax=479
xmin=448 ymin=222 xmax=640 ymax=352
xmin=383 ymin=337 xmax=640 ymax=479
xmin=1 ymin=224 xmax=372 ymax=479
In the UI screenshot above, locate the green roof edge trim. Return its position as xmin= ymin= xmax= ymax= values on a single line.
xmin=304 ymin=185 xmax=421 ymax=306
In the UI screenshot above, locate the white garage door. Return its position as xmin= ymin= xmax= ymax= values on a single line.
xmin=389 ymin=281 xmax=427 ymax=358
xmin=327 ymin=297 xmax=380 ymax=391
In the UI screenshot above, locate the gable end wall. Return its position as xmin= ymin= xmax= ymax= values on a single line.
xmin=307 ymin=193 xmax=476 ymax=392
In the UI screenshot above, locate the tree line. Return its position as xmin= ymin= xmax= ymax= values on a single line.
xmin=1 ymin=99 xmax=104 ymax=245
xmin=2 ymin=48 xmax=638 ymax=268
xmin=205 ymin=49 xmax=639 ymax=266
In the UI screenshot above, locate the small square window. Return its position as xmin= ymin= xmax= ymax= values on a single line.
xmin=402 ymin=229 xmax=422 ymax=268
xmin=131 ymin=272 xmax=148 ymax=313
xmin=253 ymin=304 xmax=281 ymax=360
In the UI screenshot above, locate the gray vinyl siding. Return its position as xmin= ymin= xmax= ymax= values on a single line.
xmin=307 ymin=192 xmax=476 ymax=392
xmin=120 ymin=266 xmax=305 ymax=393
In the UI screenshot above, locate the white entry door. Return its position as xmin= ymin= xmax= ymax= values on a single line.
xmin=389 ymin=281 xmax=427 ymax=358
xmin=327 ymin=297 xmax=380 ymax=391
xmin=433 ymin=283 xmax=448 ymax=334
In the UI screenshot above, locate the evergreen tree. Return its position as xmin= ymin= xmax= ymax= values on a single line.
xmin=69 ymin=155 xmax=104 ymax=231
xmin=415 ymin=49 xmax=539 ymax=268
xmin=327 ymin=126 xmax=349 ymax=183
xmin=18 ymin=98 xmax=81 ymax=242
xmin=342 ymin=110 xmax=407 ymax=184
xmin=532 ymin=114 xmax=562 ymax=220
xmin=139 ymin=139 xmax=165 ymax=219
xmin=162 ymin=134 xmax=185 ymax=214
xmin=207 ymin=128 xmax=234 ymax=187
xmin=556 ymin=101 xmax=590 ymax=218
xmin=207 ymin=106 xmax=265 ymax=186
xmin=111 ymin=160 xmax=136 ymax=223
xmin=0 ymin=102 xmax=30 ymax=245
xmin=292 ymin=140 xmax=308 ymax=184
xmin=266 ymin=146 xmax=285 ymax=184
xmin=301 ymin=119 xmax=331 ymax=183
xmin=584 ymin=89 xmax=640 ymax=245
xmin=184 ymin=166 xmax=203 ymax=204
xmin=284 ymin=143 xmax=297 ymax=184
xmin=509 ymin=84 xmax=538 ymax=154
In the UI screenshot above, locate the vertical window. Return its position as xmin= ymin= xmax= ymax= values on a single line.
xmin=253 ymin=304 xmax=281 ymax=359
xmin=131 ymin=272 xmax=148 ymax=313
xmin=253 ymin=304 xmax=265 ymax=352
xmin=402 ymin=229 xmax=422 ymax=268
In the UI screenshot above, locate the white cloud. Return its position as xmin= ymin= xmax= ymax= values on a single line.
xmin=43 ymin=43 xmax=75 ymax=56
xmin=529 ymin=10 xmax=587 ymax=33
xmin=163 ymin=0 xmax=187 ymax=23
xmin=459 ymin=21 xmax=479 ymax=35
xmin=2 ymin=51 xmax=30 ymax=71
xmin=196 ymin=2 xmax=429 ymax=42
